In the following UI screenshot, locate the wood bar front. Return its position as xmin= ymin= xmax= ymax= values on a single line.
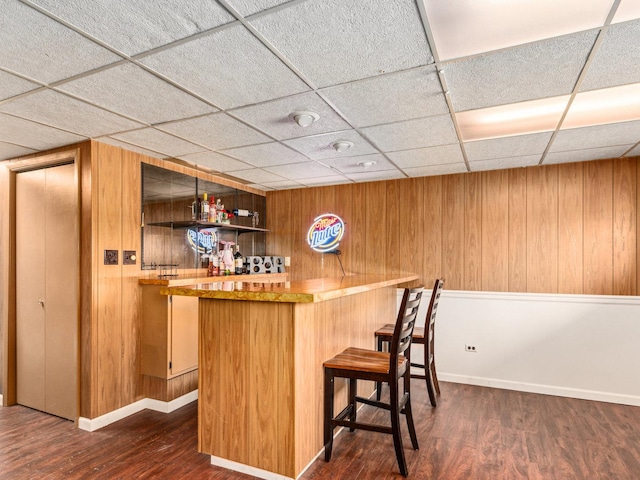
xmin=164 ymin=274 xmax=417 ymax=479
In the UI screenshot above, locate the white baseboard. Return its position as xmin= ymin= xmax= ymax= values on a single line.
xmin=440 ymin=373 xmax=640 ymax=407
xmin=0 ymin=393 xmax=3 ymax=406
xmin=211 ymin=456 xmax=294 ymax=480
xmin=78 ymin=390 xmax=198 ymax=432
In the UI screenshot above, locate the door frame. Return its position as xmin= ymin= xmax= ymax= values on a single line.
xmin=1 ymin=149 xmax=82 ymax=420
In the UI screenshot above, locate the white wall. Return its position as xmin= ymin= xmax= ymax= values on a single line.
xmin=401 ymin=289 xmax=640 ymax=406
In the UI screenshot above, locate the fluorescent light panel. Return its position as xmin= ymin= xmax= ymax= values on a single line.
xmin=423 ymin=0 xmax=615 ymax=60
xmin=612 ymin=1 xmax=640 ymax=23
xmin=458 ymin=83 xmax=640 ymax=141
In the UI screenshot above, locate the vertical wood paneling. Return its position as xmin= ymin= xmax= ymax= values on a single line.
xmin=613 ymin=158 xmax=637 ymax=295
xmin=386 ymin=180 xmax=402 ymax=275
xmin=527 ymin=166 xmax=559 ymax=293
xmin=442 ymin=175 xmax=466 ymax=290
xmin=482 ymin=170 xmax=509 ymax=291
xmin=584 ymin=160 xmax=614 ymax=295
xmin=558 ymin=162 xmax=584 ymax=293
xmin=95 ymin=143 xmax=123 ymax=414
xmin=121 ymin=150 xmax=141 ymax=405
xmin=399 ymin=178 xmax=424 ymax=282
xmin=364 ymin=182 xmax=387 ymax=275
xmin=349 ymin=183 xmax=367 ymax=275
xmin=508 ymin=168 xmax=527 ymax=292
xmin=465 ymin=172 xmax=482 ymax=290
xmin=422 ymin=176 xmax=442 ymax=284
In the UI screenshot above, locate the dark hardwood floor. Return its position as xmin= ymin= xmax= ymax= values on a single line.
xmin=2 ymin=382 xmax=639 ymax=479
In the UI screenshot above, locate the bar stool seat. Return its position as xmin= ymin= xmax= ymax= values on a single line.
xmin=323 ymin=287 xmax=423 ymax=477
xmin=375 ymin=279 xmax=444 ymax=407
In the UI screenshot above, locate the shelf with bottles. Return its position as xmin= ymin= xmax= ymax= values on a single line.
xmin=146 ymin=220 xmax=268 ymax=233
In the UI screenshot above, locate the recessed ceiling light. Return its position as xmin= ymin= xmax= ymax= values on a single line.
xmin=357 ymin=160 xmax=377 ymax=168
xmin=290 ymin=111 xmax=319 ymax=127
xmin=331 ymin=140 xmax=354 ymax=152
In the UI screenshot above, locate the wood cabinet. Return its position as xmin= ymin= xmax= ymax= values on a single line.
xmin=140 ymin=285 xmax=198 ymax=379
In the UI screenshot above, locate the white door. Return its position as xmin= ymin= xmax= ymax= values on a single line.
xmin=16 ymin=163 xmax=78 ymax=420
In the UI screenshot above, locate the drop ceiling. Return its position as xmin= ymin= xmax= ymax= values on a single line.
xmin=1 ymin=0 xmax=640 ymax=190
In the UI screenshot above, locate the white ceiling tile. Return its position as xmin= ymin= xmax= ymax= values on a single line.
xmin=225 ymin=0 xmax=294 ymax=17
xmin=402 ymin=163 xmax=468 ymax=177
xmin=625 ymin=144 xmax=640 ymax=157
xmin=265 ymin=161 xmax=335 ymax=179
xmin=98 ymin=137 xmax=168 ymax=158
xmin=469 ymin=155 xmax=541 ymax=172
xmin=157 ymin=113 xmax=271 ymax=150
xmin=0 ymin=71 xmax=40 ymax=101
xmin=57 ymin=63 xmax=217 ymax=124
xmin=283 ymin=130 xmax=378 ymax=160
xmin=361 ymin=115 xmax=458 ymax=152
xmin=320 ymin=66 xmax=448 ymax=127
xmin=550 ymin=120 xmax=640 ymax=152
xmin=221 ymin=142 xmax=309 ymax=167
xmin=0 ymin=112 xmax=86 ymax=150
xmin=140 ymin=24 xmax=310 ymax=109
xmin=249 ymin=0 xmax=433 ymax=87
xmin=0 ymin=141 xmax=38 ymax=161
xmin=345 ymin=170 xmax=405 ymax=182
xmin=424 ymin=0 xmax=612 ymax=60
xmin=545 ymin=146 xmax=631 ymax=164
xmin=29 ymin=0 xmax=236 ymax=56
xmin=297 ymin=175 xmax=352 ymax=187
xmin=226 ymin=168 xmax=286 ymax=184
xmin=321 ymin=154 xmax=395 ymax=174
xmin=465 ymin=133 xmax=552 ymax=162
xmin=1 ymin=1 xmax=120 ymax=83
xmin=580 ymin=20 xmax=640 ymax=91
xmin=612 ymin=1 xmax=640 ymax=24
xmin=230 ymin=92 xmax=351 ymax=140
xmin=445 ymin=31 xmax=598 ymax=111
xmin=111 ymin=128 xmax=206 ymax=157
xmin=0 ymin=90 xmax=143 ymax=137
xmin=179 ymin=151 xmax=254 ymax=171
xmin=386 ymin=144 xmax=464 ymax=168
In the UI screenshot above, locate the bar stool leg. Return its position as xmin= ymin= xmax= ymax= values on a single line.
xmin=324 ymin=368 xmax=334 ymax=461
xmin=349 ymin=378 xmax=357 ymax=432
xmin=389 ymin=381 xmax=408 ymax=477
xmin=375 ymin=336 xmax=385 ymax=401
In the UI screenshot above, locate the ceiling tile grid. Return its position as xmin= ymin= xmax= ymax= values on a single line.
xmin=1 ymin=0 xmax=640 ymax=190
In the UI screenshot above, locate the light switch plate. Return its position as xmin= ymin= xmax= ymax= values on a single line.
xmin=104 ymin=249 xmax=118 ymax=265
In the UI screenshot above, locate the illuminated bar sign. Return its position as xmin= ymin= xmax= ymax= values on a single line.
xmin=307 ymin=213 xmax=345 ymax=253
xmin=187 ymin=228 xmax=217 ymax=253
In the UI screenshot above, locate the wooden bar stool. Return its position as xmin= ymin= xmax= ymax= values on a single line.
xmin=323 ymin=287 xmax=423 ymax=477
xmin=375 ymin=279 xmax=444 ymax=407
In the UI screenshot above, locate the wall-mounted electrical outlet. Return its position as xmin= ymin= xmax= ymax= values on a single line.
xmin=123 ymin=250 xmax=137 ymax=265
xmin=284 ymin=257 xmax=291 ymax=267
xmin=104 ymin=249 xmax=118 ymax=265
xmin=465 ymin=344 xmax=477 ymax=352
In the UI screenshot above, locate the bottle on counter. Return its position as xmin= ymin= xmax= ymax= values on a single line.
xmin=234 ymin=245 xmax=244 ymax=275
xmin=200 ymin=193 xmax=209 ymax=222
xmin=210 ymin=253 xmax=220 ymax=276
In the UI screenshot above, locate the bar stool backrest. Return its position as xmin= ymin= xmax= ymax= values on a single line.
xmin=389 ymin=287 xmax=423 ymax=382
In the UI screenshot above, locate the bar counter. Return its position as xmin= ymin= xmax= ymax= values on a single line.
xmin=165 ymin=273 xmax=418 ymax=480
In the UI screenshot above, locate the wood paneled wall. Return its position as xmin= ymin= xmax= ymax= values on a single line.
xmin=267 ymin=157 xmax=640 ymax=296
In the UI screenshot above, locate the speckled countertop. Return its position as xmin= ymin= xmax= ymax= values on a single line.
xmin=161 ymin=273 xmax=419 ymax=303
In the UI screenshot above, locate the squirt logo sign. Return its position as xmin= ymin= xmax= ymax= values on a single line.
xmin=307 ymin=214 xmax=345 ymax=253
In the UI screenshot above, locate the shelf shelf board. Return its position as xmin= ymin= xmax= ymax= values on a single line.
xmin=147 ymin=221 xmax=268 ymax=233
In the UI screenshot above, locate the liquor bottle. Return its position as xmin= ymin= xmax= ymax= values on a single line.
xmin=208 ymin=196 xmax=216 ymax=222
xmin=234 ymin=245 xmax=244 ymax=275
xmin=200 ymin=193 xmax=209 ymax=222
xmin=232 ymin=209 xmax=254 ymax=217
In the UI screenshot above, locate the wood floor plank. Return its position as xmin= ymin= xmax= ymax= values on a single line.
xmin=1 ymin=383 xmax=640 ymax=479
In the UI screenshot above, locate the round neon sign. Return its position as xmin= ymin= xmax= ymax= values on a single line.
xmin=307 ymin=214 xmax=345 ymax=253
